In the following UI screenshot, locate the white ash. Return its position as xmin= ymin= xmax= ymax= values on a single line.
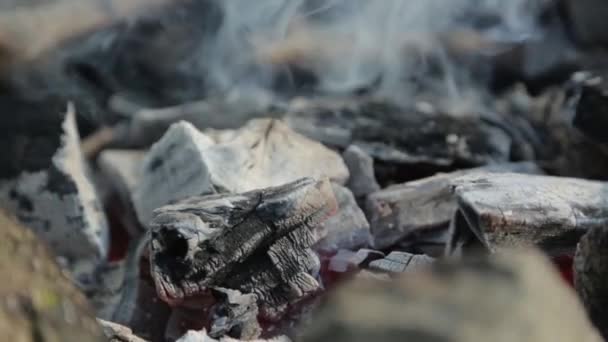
xmin=132 ymin=121 xmax=216 ymax=226
xmin=0 ymin=105 xmax=108 ymax=284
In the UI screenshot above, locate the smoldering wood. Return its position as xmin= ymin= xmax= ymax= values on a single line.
xmin=574 ymin=226 xmax=608 ymax=340
xmin=365 ymin=162 xmax=543 ymax=251
xmin=367 ymin=251 xmax=434 ymax=274
xmin=299 ymin=249 xmax=602 ymax=342
xmin=447 ymin=173 xmax=608 ymax=257
xmin=148 ymin=177 xmax=337 ymax=332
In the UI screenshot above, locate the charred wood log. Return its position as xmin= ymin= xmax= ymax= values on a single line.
xmin=365 ymin=162 xmax=542 ymax=251
xmin=148 ymin=177 xmax=337 ymax=338
xmin=447 ymin=173 xmax=608 ymax=257
xmin=284 ymin=100 xmax=513 ymax=183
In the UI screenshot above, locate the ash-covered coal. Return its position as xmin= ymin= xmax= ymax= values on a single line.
xmin=146 ymin=177 xmax=337 ymax=339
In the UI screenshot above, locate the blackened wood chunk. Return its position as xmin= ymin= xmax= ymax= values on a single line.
xmin=448 ymin=173 xmax=608 ymax=256
xmin=300 ymin=249 xmax=601 ymax=342
xmin=148 ymin=177 xmax=337 ymax=325
xmin=575 ymin=226 xmax=608 ymax=339
xmin=0 ymin=104 xmax=109 ymax=284
xmin=573 ymin=78 xmax=608 ymax=144
xmin=366 ymin=162 xmax=542 ymax=251
xmin=285 ymin=100 xmax=512 ymax=182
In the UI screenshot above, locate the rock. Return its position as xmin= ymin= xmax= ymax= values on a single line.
xmin=367 ymin=251 xmax=434 ymax=274
xmin=148 ymin=177 xmax=337 ymax=337
xmin=366 ymin=162 xmax=543 ymax=250
xmin=299 ymin=249 xmax=602 ymax=342
xmin=342 ymin=145 xmax=380 ymax=198
xmin=134 ymin=119 xmax=348 ymax=226
xmin=447 ymin=173 xmax=608 ymax=256
xmin=0 ymin=210 xmax=104 ymax=341
xmin=98 ymin=319 xmax=148 ymax=342
xmin=0 ymin=104 xmax=109 ymax=284
xmin=132 ymin=121 xmax=216 ymax=226
xmin=314 ymin=184 xmax=371 ymax=252
xmin=574 ymin=226 xmax=608 ymax=339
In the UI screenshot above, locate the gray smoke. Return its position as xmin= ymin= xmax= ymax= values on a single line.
xmin=200 ymin=0 xmax=546 ymax=111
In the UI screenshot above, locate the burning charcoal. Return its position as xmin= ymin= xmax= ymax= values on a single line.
xmin=573 ymin=76 xmax=608 ymax=145
xmin=132 ymin=121 xmax=216 ymax=226
xmin=367 ymin=251 xmax=434 ymax=274
xmin=148 ymin=178 xmax=337 ymax=333
xmin=314 ymin=184 xmax=371 ymax=252
xmin=366 ymin=162 xmax=542 ymax=251
xmin=574 ymin=226 xmax=608 ymax=339
xmin=203 ymin=118 xmax=349 ymax=191
xmin=342 ymin=145 xmax=380 ymax=198
xmin=299 ymin=249 xmax=602 ymax=342
xmin=0 ymin=210 xmax=104 ymax=341
xmin=447 ymin=173 xmax=608 ymax=257
xmin=0 ymin=104 xmax=109 ymax=284
xmin=98 ymin=319 xmax=148 ymax=342
xmin=284 ymin=100 xmax=512 ymax=182
xmin=327 ymin=249 xmax=385 ymax=274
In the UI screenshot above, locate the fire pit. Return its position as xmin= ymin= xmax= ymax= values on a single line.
xmin=3 ymin=0 xmax=608 ymax=341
